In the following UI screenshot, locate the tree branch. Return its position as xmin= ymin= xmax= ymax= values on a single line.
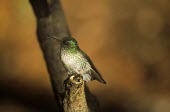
xmin=64 ymin=75 xmax=88 ymax=112
xmin=29 ymin=0 xmax=100 ymax=111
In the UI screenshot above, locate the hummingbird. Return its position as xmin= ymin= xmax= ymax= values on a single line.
xmin=49 ymin=37 xmax=106 ymax=84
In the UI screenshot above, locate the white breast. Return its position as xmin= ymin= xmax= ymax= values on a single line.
xmin=61 ymin=48 xmax=91 ymax=75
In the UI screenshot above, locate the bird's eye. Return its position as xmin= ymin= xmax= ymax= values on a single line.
xmin=66 ymin=41 xmax=69 ymax=44
xmin=64 ymin=41 xmax=69 ymax=45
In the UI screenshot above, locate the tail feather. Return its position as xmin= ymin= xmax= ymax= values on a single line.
xmin=83 ymin=74 xmax=91 ymax=82
xmin=91 ymin=69 xmax=106 ymax=84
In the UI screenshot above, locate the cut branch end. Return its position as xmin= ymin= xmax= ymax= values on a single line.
xmin=63 ymin=75 xmax=88 ymax=112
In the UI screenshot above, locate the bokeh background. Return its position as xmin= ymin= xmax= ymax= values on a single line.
xmin=1 ymin=0 xmax=170 ymax=112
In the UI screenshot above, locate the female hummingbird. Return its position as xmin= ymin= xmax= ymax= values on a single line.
xmin=50 ymin=37 xmax=106 ymax=84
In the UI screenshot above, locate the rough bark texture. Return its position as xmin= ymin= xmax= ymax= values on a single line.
xmin=63 ymin=75 xmax=88 ymax=112
xmin=29 ymin=0 xmax=100 ymax=111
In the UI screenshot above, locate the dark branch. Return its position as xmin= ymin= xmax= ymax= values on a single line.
xmin=29 ymin=0 xmax=100 ymax=111
xmin=30 ymin=0 xmax=50 ymax=18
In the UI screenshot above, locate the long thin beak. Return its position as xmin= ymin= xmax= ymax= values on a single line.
xmin=47 ymin=36 xmax=62 ymax=44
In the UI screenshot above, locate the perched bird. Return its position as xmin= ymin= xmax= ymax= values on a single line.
xmin=50 ymin=37 xmax=106 ymax=84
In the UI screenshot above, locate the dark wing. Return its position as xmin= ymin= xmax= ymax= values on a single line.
xmin=80 ymin=49 xmax=106 ymax=84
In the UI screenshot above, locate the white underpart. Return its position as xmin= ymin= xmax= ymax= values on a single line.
xmin=61 ymin=48 xmax=92 ymax=82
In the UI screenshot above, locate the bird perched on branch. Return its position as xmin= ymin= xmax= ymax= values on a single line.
xmin=49 ymin=37 xmax=106 ymax=84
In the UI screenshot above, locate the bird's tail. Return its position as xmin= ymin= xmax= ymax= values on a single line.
xmin=91 ymin=69 xmax=106 ymax=84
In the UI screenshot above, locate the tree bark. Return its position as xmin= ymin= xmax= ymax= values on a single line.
xmin=63 ymin=75 xmax=88 ymax=112
xmin=29 ymin=0 xmax=100 ymax=111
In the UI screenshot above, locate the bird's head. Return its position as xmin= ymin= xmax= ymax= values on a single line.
xmin=48 ymin=37 xmax=78 ymax=48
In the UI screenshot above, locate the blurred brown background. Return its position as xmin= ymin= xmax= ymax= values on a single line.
xmin=1 ymin=0 xmax=170 ymax=112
